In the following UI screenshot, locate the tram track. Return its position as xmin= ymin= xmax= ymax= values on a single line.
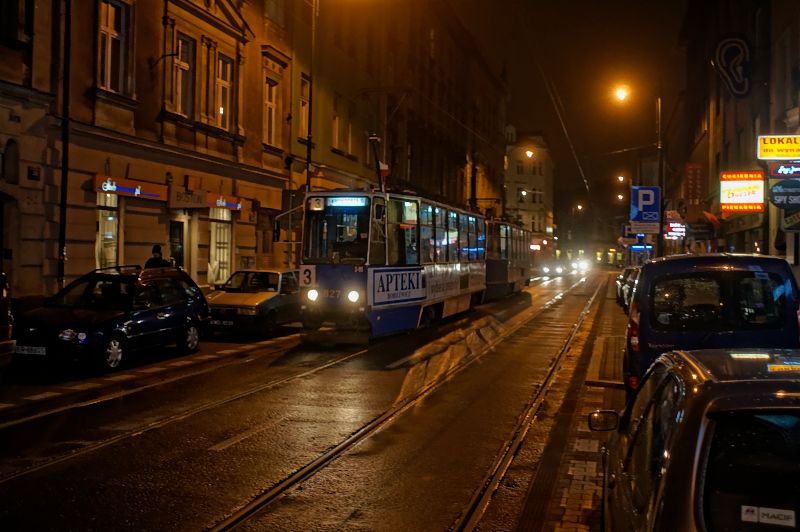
xmin=0 ymin=345 xmax=369 ymax=485
xmin=209 ymin=276 xmax=597 ymax=531
xmin=452 ymin=277 xmax=606 ymax=531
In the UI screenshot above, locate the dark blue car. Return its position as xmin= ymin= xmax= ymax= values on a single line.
xmin=14 ymin=266 xmax=209 ymax=370
xmin=624 ymin=254 xmax=800 ymax=395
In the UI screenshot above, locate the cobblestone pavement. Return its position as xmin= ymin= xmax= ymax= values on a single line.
xmin=542 ymin=276 xmax=628 ymax=531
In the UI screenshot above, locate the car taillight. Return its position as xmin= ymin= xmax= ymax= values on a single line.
xmin=628 ymin=375 xmax=639 ymax=390
xmin=627 ymin=299 xmax=640 ymax=353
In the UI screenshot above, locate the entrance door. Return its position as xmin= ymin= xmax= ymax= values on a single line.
xmin=169 ymin=221 xmax=184 ymax=268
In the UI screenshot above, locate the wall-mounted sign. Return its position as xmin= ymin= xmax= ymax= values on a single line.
xmin=769 ymin=179 xmax=800 ymax=208
xmin=720 ymin=170 xmax=764 ymax=212
xmin=769 ymin=162 xmax=800 ymax=178
xmin=757 ymin=135 xmax=800 ymax=160
xmin=783 ymin=209 xmax=800 ymax=232
xmin=714 ymin=36 xmax=751 ymax=98
xmin=169 ymin=187 xmax=208 ymax=209
xmin=207 ymin=192 xmax=242 ymax=210
xmin=666 ymin=222 xmax=686 ymax=240
xmin=94 ymin=175 xmax=168 ymax=201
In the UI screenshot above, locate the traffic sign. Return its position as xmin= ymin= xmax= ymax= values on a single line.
xmin=630 ymin=186 xmax=661 ymax=234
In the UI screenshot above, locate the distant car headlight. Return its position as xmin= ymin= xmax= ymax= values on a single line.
xmin=555 ymin=266 xmax=563 ymax=274
xmin=307 ymin=289 xmax=319 ymax=302
xmin=347 ymin=290 xmax=360 ymax=303
xmin=571 ymin=262 xmax=578 ymax=269
xmin=237 ymin=308 xmax=258 ymax=315
xmin=59 ymin=329 xmax=76 ymax=341
xmin=542 ymin=266 xmax=550 ymax=273
xmin=579 ymin=260 xmax=590 ymax=270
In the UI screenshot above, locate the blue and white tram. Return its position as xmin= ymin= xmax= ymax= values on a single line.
xmin=484 ymin=221 xmax=535 ymax=300
xmin=299 ymin=190 xmax=486 ymax=337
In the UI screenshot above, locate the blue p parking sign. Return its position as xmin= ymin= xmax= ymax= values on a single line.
xmin=629 ymin=186 xmax=661 ymax=234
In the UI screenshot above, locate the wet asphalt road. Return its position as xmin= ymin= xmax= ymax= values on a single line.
xmin=0 ymin=274 xmax=600 ymax=531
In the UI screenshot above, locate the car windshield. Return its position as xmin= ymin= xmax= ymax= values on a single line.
xmin=49 ymin=277 xmax=136 ymax=310
xmin=703 ymin=411 xmax=800 ymax=530
xmin=222 ymin=272 xmax=279 ymax=293
xmin=649 ymin=270 xmax=787 ymax=331
xmin=303 ymin=196 xmax=370 ymax=265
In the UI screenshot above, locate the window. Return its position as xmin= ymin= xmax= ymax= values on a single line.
xmin=264 ymin=0 xmax=285 ymax=28
xmin=2 ymin=140 xmax=19 ymax=184
xmin=209 ymin=208 xmax=231 ymax=285
xmin=420 ymin=203 xmax=434 ymax=264
xmin=156 ymin=279 xmax=185 ymax=305
xmin=459 ymin=214 xmax=469 ymax=262
xmin=216 ymin=54 xmax=233 ymax=130
xmin=703 ymin=411 xmax=800 ymax=531
xmin=98 ymin=0 xmax=129 ymax=93
xmin=332 ymin=94 xmax=341 ymax=150
xmin=0 ymin=0 xmax=33 ymax=44
xmin=476 ymin=218 xmax=485 ymax=260
xmin=299 ymin=76 xmax=310 ymax=138
xmin=369 ymin=197 xmax=386 ymax=265
xmin=387 ymin=199 xmax=418 ymax=265
xmin=264 ymin=78 xmax=278 ymax=145
xmin=175 ymin=34 xmax=195 ymax=117
xmin=516 ymin=160 xmax=524 ymax=174
xmin=304 ymin=196 xmax=371 ymax=265
xmin=95 ymin=193 xmax=118 ymax=269
xmin=346 ymin=102 xmax=355 ymax=154
xmin=447 ymin=211 xmax=458 ymax=263
xmin=434 ymin=207 xmax=447 ymax=262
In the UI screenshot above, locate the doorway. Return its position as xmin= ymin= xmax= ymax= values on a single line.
xmin=169 ymin=220 xmax=184 ymax=268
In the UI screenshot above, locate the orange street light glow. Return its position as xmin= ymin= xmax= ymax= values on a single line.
xmin=614 ymin=86 xmax=630 ymax=101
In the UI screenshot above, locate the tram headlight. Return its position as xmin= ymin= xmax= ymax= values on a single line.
xmin=347 ymin=290 xmax=360 ymax=303
xmin=307 ymin=289 xmax=319 ymax=302
xmin=542 ymin=266 xmax=550 ymax=274
xmin=555 ymin=266 xmax=563 ymax=274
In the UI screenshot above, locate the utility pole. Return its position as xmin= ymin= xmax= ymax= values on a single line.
xmin=304 ymin=0 xmax=317 ymax=192
xmin=57 ymin=0 xmax=72 ymax=288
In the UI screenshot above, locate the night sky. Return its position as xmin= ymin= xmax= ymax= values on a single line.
xmin=458 ymin=0 xmax=687 ymax=226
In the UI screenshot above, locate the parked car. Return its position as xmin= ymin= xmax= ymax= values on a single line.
xmin=0 ymin=272 xmax=15 ymax=372
xmin=590 ymin=348 xmax=800 ymax=532
xmin=624 ymin=254 xmax=800 ymax=396
xmin=13 ymin=266 xmax=209 ymax=370
xmin=206 ymin=269 xmax=301 ymax=336
xmin=615 ymin=267 xmax=636 ymax=305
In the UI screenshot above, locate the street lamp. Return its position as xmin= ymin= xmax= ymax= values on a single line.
xmin=617 ymin=194 xmax=624 ymax=201
xmin=613 ymin=83 xmax=664 ymax=257
xmin=617 ymin=175 xmax=625 ymax=183
xmin=525 ymin=150 xmax=534 ymax=158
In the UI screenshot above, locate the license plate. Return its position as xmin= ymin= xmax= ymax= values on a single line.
xmin=210 ymin=320 xmax=234 ymax=326
xmin=16 ymin=345 xmax=46 ymax=355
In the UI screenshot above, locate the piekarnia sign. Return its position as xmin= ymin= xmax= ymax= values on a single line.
xmin=757 ymin=135 xmax=800 ymax=160
xmin=370 ymin=267 xmax=426 ymax=306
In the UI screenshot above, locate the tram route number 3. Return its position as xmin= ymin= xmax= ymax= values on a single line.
xmin=300 ymin=266 xmax=316 ymax=287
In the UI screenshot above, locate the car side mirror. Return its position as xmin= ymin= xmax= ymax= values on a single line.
xmin=588 ymin=410 xmax=619 ymax=432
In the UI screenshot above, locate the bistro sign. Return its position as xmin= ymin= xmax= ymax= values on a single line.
xmin=720 ymin=170 xmax=765 ymax=213
xmin=757 ymin=135 xmax=800 ymax=160
xmin=94 ymin=175 xmax=168 ymax=201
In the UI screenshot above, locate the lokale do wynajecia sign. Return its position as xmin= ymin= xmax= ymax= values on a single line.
xmin=769 ymin=179 xmax=800 ymax=208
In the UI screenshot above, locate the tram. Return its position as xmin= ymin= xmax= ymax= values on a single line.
xmin=484 ymin=220 xmax=535 ymax=300
xmin=299 ymin=190 xmax=486 ymax=337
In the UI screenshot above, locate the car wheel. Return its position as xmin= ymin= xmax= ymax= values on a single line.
xmin=178 ymin=322 xmax=200 ymax=353
xmin=100 ymin=336 xmax=125 ymax=370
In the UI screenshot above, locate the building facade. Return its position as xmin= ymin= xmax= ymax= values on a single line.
xmin=0 ymin=0 xmax=508 ymax=297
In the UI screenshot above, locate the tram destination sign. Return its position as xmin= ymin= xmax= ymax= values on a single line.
xmin=769 ymin=179 xmax=800 ymax=208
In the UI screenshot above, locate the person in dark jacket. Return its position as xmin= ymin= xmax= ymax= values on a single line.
xmin=144 ymin=244 xmax=171 ymax=269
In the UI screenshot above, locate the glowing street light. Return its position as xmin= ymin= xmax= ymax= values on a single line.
xmin=617 ymin=194 xmax=624 ymax=201
xmin=576 ymin=204 xmax=583 ymax=211
xmin=525 ymin=150 xmax=534 ymax=158
xmin=617 ymin=175 xmax=625 ymax=183
xmin=615 ymin=85 xmax=630 ymax=101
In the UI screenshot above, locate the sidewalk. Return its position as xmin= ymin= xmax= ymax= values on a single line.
xmin=540 ymin=275 xmax=628 ymax=531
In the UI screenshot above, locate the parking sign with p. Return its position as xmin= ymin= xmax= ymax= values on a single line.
xmin=630 ymin=186 xmax=661 ymax=233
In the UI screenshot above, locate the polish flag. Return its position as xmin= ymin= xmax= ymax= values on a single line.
xmin=379 ymin=161 xmax=389 ymax=177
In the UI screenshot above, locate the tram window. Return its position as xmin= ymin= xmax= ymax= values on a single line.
xmin=477 ymin=218 xmax=485 ymax=260
xmin=303 ymin=196 xmax=370 ymax=264
xmin=420 ymin=203 xmax=434 ymax=264
xmin=434 ymin=207 xmax=447 ymax=263
xmin=468 ymin=216 xmax=477 ymax=261
xmin=388 ymin=199 xmax=419 ymax=265
xmin=487 ymin=222 xmax=500 ymax=260
xmin=447 ymin=211 xmax=458 ymax=263
xmin=370 ymin=197 xmax=386 ymax=265
xmin=459 ymin=214 xmax=469 ymax=262
xmin=500 ymin=224 xmax=509 ymax=260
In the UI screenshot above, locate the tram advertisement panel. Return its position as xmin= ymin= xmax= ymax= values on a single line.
xmin=369 ymin=267 xmax=426 ymax=306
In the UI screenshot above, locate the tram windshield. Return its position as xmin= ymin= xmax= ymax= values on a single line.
xmin=304 ymin=196 xmax=371 ymax=264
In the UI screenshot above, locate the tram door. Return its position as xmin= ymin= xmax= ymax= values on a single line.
xmin=369 ymin=197 xmax=386 ymax=265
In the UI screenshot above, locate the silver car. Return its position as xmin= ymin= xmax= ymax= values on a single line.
xmin=206 ymin=269 xmax=301 ymax=336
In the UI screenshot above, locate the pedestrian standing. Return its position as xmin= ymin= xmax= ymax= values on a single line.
xmin=144 ymin=244 xmax=171 ymax=269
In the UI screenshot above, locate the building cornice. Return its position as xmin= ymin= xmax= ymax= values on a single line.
xmin=0 ymin=79 xmax=55 ymax=107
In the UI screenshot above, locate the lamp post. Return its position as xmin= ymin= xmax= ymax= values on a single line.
xmin=614 ymin=84 xmax=665 ymax=257
xmin=304 ymin=0 xmax=318 ymax=192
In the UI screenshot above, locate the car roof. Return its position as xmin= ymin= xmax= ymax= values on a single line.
xmin=643 ymin=253 xmax=790 ymax=270
xmin=669 ymin=349 xmax=800 ymax=384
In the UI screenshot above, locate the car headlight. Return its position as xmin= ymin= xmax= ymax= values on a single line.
xmin=579 ymin=260 xmax=590 ymax=270
xmin=59 ymin=329 xmax=76 ymax=341
xmin=347 ymin=290 xmax=360 ymax=303
xmin=555 ymin=266 xmax=563 ymax=274
xmin=237 ymin=308 xmax=258 ymax=315
xmin=542 ymin=266 xmax=550 ymax=273
xmin=307 ymin=289 xmax=319 ymax=302
xmin=571 ymin=262 xmax=578 ymax=269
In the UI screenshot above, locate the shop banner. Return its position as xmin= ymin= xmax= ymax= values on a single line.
xmin=769 ymin=162 xmax=800 ymax=179
xmin=720 ymin=170 xmax=764 ymax=213
xmin=207 ymin=192 xmax=243 ymax=210
xmin=757 ymin=135 xmax=800 ymax=160
xmin=169 ymin=187 xmax=208 ymax=209
xmin=94 ymin=175 xmax=168 ymax=201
